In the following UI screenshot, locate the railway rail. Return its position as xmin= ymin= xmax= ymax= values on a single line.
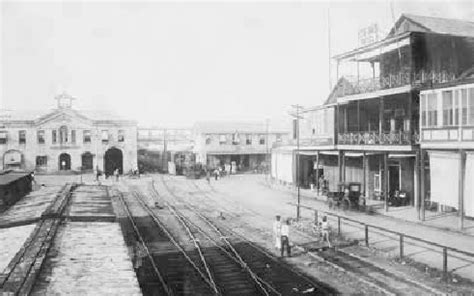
xmin=146 ymin=175 xmax=337 ymax=295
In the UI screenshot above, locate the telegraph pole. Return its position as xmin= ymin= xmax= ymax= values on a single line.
xmin=289 ymin=105 xmax=304 ymax=220
xmin=265 ymin=118 xmax=270 ymax=178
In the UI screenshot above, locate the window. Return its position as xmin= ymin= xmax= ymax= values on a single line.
xmin=118 ymin=130 xmax=125 ymax=142
xmin=0 ymin=131 xmax=7 ymax=144
xmin=36 ymin=156 xmax=47 ymax=167
xmin=219 ymin=134 xmax=227 ymax=145
xmin=442 ymin=91 xmax=454 ymax=126
xmin=205 ymin=135 xmax=211 ymax=145
xmin=276 ymin=134 xmax=282 ymax=142
xmin=427 ymin=93 xmax=438 ymax=127
xmin=232 ymin=133 xmax=240 ymax=145
xmin=246 ymin=134 xmax=252 ymax=145
xmin=19 ymin=130 xmax=26 ymax=144
xmin=470 ymin=88 xmax=474 ymax=125
xmin=37 ymin=130 xmax=45 ymax=144
xmin=83 ymin=130 xmax=91 ymax=143
xmin=59 ymin=126 xmax=68 ymax=143
xmin=71 ymin=130 xmax=76 ymax=144
xmin=312 ymin=128 xmax=315 ymax=135
xmin=259 ymin=135 xmax=265 ymax=145
xmin=101 ymin=130 xmax=109 ymax=143
xmin=52 ymin=130 xmax=57 ymax=143
xmin=461 ymin=89 xmax=468 ymax=125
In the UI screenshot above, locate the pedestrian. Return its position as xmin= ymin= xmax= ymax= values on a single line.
xmin=214 ymin=168 xmax=219 ymax=180
xmin=273 ymin=215 xmax=282 ymax=250
xmin=321 ymin=216 xmax=331 ymax=247
xmin=133 ymin=239 xmax=146 ymax=277
xmin=114 ymin=168 xmax=119 ymax=182
xmin=206 ymin=170 xmax=211 ymax=184
xmin=281 ymin=219 xmax=291 ymax=257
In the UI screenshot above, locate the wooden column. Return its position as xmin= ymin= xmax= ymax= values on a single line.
xmin=357 ymin=101 xmax=361 ymax=132
xmin=338 ymin=150 xmax=343 ymax=183
xmin=459 ymin=150 xmax=466 ymax=229
xmin=420 ymin=150 xmax=426 ymax=221
xmin=407 ymin=93 xmax=412 ymax=136
xmin=316 ymin=151 xmax=320 ymax=191
xmin=384 ymin=152 xmax=389 ymax=212
xmin=414 ymin=149 xmax=420 ymax=214
xmin=379 ymin=97 xmax=385 ymax=136
xmin=362 ymin=152 xmax=367 ymax=196
xmin=342 ymin=151 xmax=346 ymax=183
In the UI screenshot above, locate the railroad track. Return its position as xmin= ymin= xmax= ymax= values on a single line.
xmin=117 ymin=190 xmax=215 ymax=295
xmin=147 ymin=176 xmax=337 ymax=295
xmin=0 ymin=183 xmax=74 ymax=295
xmin=155 ymin=175 xmax=446 ymax=295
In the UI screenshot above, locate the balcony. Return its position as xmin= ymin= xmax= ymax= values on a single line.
xmin=338 ymin=70 xmax=456 ymax=98
xmin=338 ymin=131 xmax=419 ymax=146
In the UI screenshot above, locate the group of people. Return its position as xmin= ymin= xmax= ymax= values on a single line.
xmin=95 ymin=166 xmax=121 ymax=183
xmin=272 ymin=214 xmax=332 ymax=257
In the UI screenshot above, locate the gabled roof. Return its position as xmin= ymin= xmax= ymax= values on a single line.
xmin=388 ymin=14 xmax=474 ymax=38
xmin=325 ymin=77 xmax=354 ymax=105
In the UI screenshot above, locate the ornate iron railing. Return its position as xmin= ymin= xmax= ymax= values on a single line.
xmin=338 ymin=131 xmax=419 ymax=145
xmin=340 ymin=70 xmax=456 ymax=97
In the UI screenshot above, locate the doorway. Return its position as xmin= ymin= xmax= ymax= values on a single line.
xmin=59 ymin=153 xmax=71 ymax=170
xmin=388 ymin=163 xmax=401 ymax=196
xmin=104 ymin=147 xmax=123 ymax=176
xmin=81 ymin=152 xmax=94 ymax=171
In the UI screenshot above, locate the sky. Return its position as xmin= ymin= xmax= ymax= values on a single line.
xmin=1 ymin=0 xmax=473 ymax=127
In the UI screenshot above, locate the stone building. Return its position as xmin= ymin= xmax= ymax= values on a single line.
xmin=0 ymin=93 xmax=138 ymax=175
xmin=193 ymin=121 xmax=290 ymax=172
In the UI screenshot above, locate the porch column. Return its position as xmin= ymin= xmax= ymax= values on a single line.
xmin=407 ymin=93 xmax=412 ymax=135
xmin=379 ymin=97 xmax=384 ymax=137
xmin=316 ymin=151 xmax=320 ymax=192
xmin=362 ymin=152 xmax=367 ymax=196
xmin=357 ymin=101 xmax=361 ymax=132
xmin=342 ymin=151 xmax=346 ymax=183
xmin=414 ymin=149 xmax=420 ymax=218
xmin=338 ymin=150 xmax=343 ymax=183
xmin=420 ymin=150 xmax=425 ymax=221
xmin=384 ymin=152 xmax=389 ymax=212
xmin=459 ymin=150 xmax=466 ymax=229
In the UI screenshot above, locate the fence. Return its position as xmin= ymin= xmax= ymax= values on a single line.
xmin=292 ymin=202 xmax=474 ymax=281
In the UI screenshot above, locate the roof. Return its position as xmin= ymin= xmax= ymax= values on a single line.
xmin=334 ymin=14 xmax=474 ymax=61
xmin=0 ymin=108 xmax=133 ymax=123
xmin=194 ymin=121 xmax=290 ymax=134
xmin=0 ymin=171 xmax=31 ymax=186
xmin=389 ymin=14 xmax=474 ymax=38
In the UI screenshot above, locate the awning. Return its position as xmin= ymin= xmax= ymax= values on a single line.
xmin=389 ymin=153 xmax=416 ymax=158
xmin=345 ymin=152 xmax=363 ymax=157
xmin=319 ymin=151 xmax=339 ymax=155
xmin=338 ymin=85 xmax=411 ymax=104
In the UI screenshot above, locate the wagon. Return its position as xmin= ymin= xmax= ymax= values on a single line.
xmin=327 ymin=182 xmax=366 ymax=211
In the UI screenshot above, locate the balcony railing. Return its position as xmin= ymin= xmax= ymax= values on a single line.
xmin=338 ymin=131 xmax=419 ymax=145
xmin=339 ymin=70 xmax=456 ymax=97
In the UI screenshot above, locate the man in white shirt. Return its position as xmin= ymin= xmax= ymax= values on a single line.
xmin=281 ymin=219 xmax=291 ymax=257
xmin=273 ymin=215 xmax=282 ymax=249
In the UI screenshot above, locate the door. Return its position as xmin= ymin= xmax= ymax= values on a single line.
xmin=59 ymin=153 xmax=71 ymax=170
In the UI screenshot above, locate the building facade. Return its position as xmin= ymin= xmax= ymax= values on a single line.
xmin=0 ymin=93 xmax=138 ymax=175
xmin=193 ymin=121 xmax=290 ymax=172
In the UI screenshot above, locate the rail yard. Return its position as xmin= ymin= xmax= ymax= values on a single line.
xmin=0 ymin=173 xmax=472 ymax=295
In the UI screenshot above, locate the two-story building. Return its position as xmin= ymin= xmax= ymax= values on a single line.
xmin=0 ymin=93 xmax=138 ymax=175
xmin=419 ymin=76 xmax=474 ymax=222
xmin=332 ymin=14 xmax=474 ymax=211
xmin=193 ymin=121 xmax=290 ymax=172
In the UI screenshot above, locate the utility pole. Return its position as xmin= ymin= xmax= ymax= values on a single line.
xmin=162 ymin=128 xmax=167 ymax=173
xmin=265 ymin=118 xmax=270 ymax=178
xmin=289 ymin=105 xmax=304 ymax=221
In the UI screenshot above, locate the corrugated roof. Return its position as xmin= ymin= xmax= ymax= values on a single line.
xmin=194 ymin=121 xmax=290 ymax=134
xmin=390 ymin=14 xmax=474 ymax=38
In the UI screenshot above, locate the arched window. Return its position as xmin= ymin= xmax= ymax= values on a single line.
xmin=59 ymin=126 xmax=68 ymax=143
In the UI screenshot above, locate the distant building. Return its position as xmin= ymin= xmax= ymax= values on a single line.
xmin=193 ymin=121 xmax=290 ymax=172
xmin=0 ymin=93 xmax=138 ymax=175
xmin=137 ymin=126 xmax=193 ymax=173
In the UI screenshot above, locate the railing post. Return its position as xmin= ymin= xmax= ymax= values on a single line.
xmin=443 ymin=247 xmax=448 ymax=281
xmin=314 ymin=210 xmax=318 ymax=225
xmin=365 ymin=225 xmax=369 ymax=247
xmin=399 ymin=235 xmax=404 ymax=259
xmin=338 ymin=217 xmax=341 ymax=235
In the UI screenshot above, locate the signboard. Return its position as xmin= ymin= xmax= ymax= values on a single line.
xmin=358 ymin=23 xmax=380 ymax=47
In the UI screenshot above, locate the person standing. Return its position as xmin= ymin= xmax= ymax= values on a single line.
xmin=206 ymin=170 xmax=211 ymax=184
xmin=114 ymin=168 xmax=119 ymax=182
xmin=273 ymin=215 xmax=282 ymax=250
xmin=281 ymin=219 xmax=291 ymax=257
xmin=321 ymin=216 xmax=331 ymax=247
